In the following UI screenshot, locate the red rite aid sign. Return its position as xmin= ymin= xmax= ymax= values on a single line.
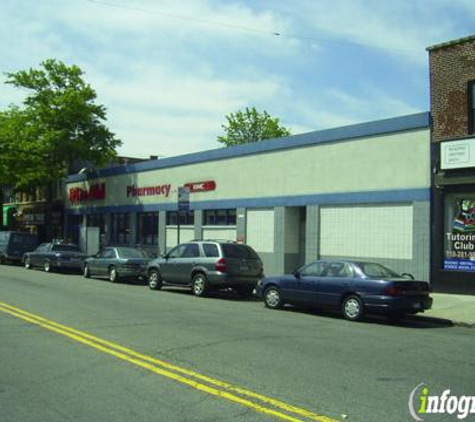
xmin=69 ymin=183 xmax=106 ymax=204
xmin=184 ymin=180 xmax=216 ymax=193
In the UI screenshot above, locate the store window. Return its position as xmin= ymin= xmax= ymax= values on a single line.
xmin=66 ymin=215 xmax=83 ymax=245
xmin=443 ymin=194 xmax=475 ymax=272
xmin=166 ymin=210 xmax=194 ymax=225
xmin=469 ymin=81 xmax=475 ymax=134
xmin=204 ymin=209 xmax=236 ymax=226
xmin=87 ymin=214 xmax=105 ymax=234
xmin=111 ymin=212 xmax=131 ymax=245
xmin=137 ymin=212 xmax=159 ymax=245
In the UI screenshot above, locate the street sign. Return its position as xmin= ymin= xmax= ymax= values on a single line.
xmin=177 ymin=186 xmax=190 ymax=212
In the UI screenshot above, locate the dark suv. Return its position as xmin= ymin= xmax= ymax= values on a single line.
xmin=0 ymin=231 xmax=38 ymax=265
xmin=146 ymin=240 xmax=264 ymax=297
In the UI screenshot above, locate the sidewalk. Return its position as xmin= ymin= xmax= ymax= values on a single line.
xmin=421 ymin=293 xmax=475 ymax=328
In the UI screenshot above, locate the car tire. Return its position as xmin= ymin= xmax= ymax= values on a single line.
xmin=191 ymin=273 xmax=209 ymax=297
xmin=263 ymin=286 xmax=284 ymax=309
xmin=83 ymin=264 xmax=90 ymax=278
xmin=0 ymin=254 xmax=5 ymax=265
xmin=109 ymin=266 xmax=119 ymax=283
xmin=148 ymin=269 xmax=162 ymax=290
xmin=24 ymin=257 xmax=32 ymax=269
xmin=342 ymin=295 xmax=364 ymax=321
xmin=44 ymin=260 xmax=52 ymax=273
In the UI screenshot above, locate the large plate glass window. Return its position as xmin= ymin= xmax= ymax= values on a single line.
xmin=87 ymin=214 xmax=106 ymax=234
xmin=137 ymin=212 xmax=158 ymax=245
xmin=111 ymin=213 xmax=131 ymax=245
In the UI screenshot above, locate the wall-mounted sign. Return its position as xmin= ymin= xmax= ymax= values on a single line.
xmin=444 ymin=197 xmax=475 ymax=272
xmin=441 ymin=138 xmax=475 ymax=170
xmin=69 ymin=183 xmax=106 ymax=204
xmin=127 ymin=184 xmax=171 ymax=198
xmin=178 ymin=186 xmax=190 ymax=211
xmin=184 ymin=180 xmax=216 ymax=193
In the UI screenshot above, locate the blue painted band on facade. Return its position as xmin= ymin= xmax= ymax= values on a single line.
xmin=67 ymin=112 xmax=430 ymax=183
xmin=65 ymin=187 xmax=430 ymax=215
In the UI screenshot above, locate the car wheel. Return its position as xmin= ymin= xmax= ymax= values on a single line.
xmin=148 ymin=269 xmax=162 ymax=290
xmin=44 ymin=260 xmax=52 ymax=272
xmin=109 ymin=266 xmax=119 ymax=283
xmin=0 ymin=254 xmax=5 ymax=265
xmin=342 ymin=295 xmax=364 ymax=321
xmin=264 ymin=286 xmax=283 ymax=309
xmin=191 ymin=273 xmax=208 ymax=297
xmin=83 ymin=264 xmax=90 ymax=278
xmin=24 ymin=257 xmax=32 ymax=269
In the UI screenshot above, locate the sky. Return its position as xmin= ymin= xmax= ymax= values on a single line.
xmin=1 ymin=0 xmax=475 ymax=159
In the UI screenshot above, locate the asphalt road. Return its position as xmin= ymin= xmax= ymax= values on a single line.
xmin=0 ymin=265 xmax=473 ymax=422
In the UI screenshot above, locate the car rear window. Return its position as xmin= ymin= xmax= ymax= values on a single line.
xmin=357 ymin=262 xmax=400 ymax=279
xmin=221 ymin=244 xmax=259 ymax=259
xmin=117 ymin=248 xmax=148 ymax=259
xmin=52 ymin=244 xmax=81 ymax=253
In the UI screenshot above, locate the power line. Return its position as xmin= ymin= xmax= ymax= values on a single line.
xmin=84 ymin=0 xmax=420 ymax=54
xmin=85 ymin=0 xmax=281 ymax=36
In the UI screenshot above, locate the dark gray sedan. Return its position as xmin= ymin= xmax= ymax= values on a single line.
xmin=83 ymin=247 xmax=150 ymax=283
xmin=24 ymin=243 xmax=87 ymax=273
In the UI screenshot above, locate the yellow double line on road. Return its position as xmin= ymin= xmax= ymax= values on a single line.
xmin=0 ymin=301 xmax=338 ymax=422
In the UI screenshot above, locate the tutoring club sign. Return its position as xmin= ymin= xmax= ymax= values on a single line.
xmin=444 ymin=198 xmax=475 ymax=272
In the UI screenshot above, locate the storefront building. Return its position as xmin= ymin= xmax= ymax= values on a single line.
xmin=428 ymin=35 xmax=475 ymax=294
xmin=66 ymin=113 xmax=431 ymax=279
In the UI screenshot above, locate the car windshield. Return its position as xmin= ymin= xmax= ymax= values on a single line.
xmin=356 ymin=262 xmax=401 ymax=279
xmin=116 ymin=248 xmax=147 ymax=259
xmin=52 ymin=244 xmax=81 ymax=252
xmin=222 ymin=244 xmax=259 ymax=259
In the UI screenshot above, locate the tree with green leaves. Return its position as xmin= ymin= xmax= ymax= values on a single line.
xmin=0 ymin=59 xmax=121 ymax=234
xmin=217 ymin=106 xmax=291 ymax=147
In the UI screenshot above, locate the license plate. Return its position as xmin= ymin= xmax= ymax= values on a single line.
xmin=239 ymin=266 xmax=250 ymax=271
xmin=412 ymin=303 xmax=421 ymax=309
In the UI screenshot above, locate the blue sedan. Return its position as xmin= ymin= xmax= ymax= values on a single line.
xmin=255 ymin=260 xmax=433 ymax=321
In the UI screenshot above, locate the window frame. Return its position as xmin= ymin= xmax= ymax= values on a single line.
xmin=203 ymin=209 xmax=237 ymax=226
xmin=166 ymin=210 xmax=195 ymax=226
xmin=468 ymin=80 xmax=475 ymax=135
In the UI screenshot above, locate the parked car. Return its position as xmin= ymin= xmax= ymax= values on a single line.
xmin=24 ymin=243 xmax=87 ymax=272
xmin=0 ymin=231 xmax=39 ymax=265
xmin=146 ymin=240 xmax=264 ymax=297
xmin=83 ymin=247 xmax=151 ymax=282
xmin=255 ymin=260 xmax=433 ymax=322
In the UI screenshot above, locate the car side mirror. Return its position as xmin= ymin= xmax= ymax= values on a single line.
xmin=161 ymin=252 xmax=168 ymax=259
xmin=293 ymin=270 xmax=301 ymax=279
xmin=402 ymin=272 xmax=414 ymax=280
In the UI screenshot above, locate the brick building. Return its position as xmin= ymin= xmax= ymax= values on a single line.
xmin=428 ymin=35 xmax=475 ymax=294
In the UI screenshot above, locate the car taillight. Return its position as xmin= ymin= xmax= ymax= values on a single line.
xmin=215 ymin=258 xmax=227 ymax=273
xmin=384 ymin=285 xmax=404 ymax=296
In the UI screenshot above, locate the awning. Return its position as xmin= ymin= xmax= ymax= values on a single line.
xmin=3 ymin=206 xmax=17 ymax=226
